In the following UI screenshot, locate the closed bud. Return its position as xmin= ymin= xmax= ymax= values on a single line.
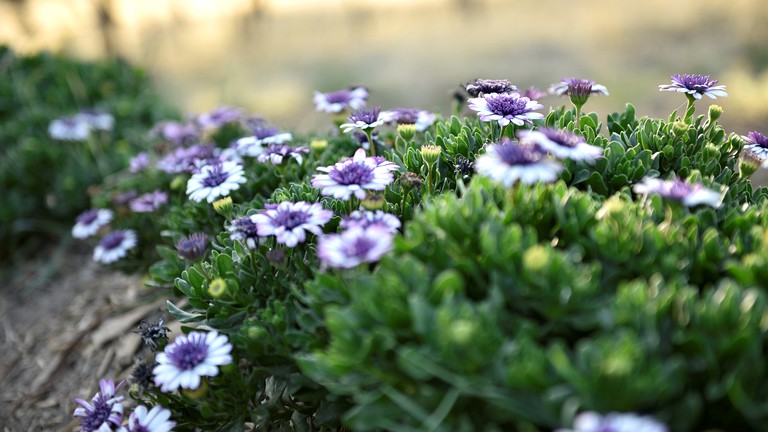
xmin=708 ymin=104 xmax=723 ymax=123
xmin=672 ymin=121 xmax=689 ymax=137
xmin=170 ymin=175 xmax=186 ymax=191
xmin=212 ymin=196 xmax=233 ymax=219
xmin=310 ymin=139 xmax=328 ymax=150
xmin=420 ymin=144 xmax=442 ymax=167
xmin=739 ymin=149 xmax=762 ymax=178
xmin=397 ymin=124 xmax=417 ymax=141
xmin=208 ymin=278 xmax=227 ymax=298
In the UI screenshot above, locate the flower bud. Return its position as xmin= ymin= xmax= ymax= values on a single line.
xmin=397 ymin=124 xmax=417 ymax=141
xmin=212 ymin=196 xmax=233 ymax=219
xmin=362 ymin=193 xmax=385 ymax=210
xmin=708 ymin=104 xmax=723 ymax=123
xmin=208 ymin=278 xmax=227 ymax=298
xmin=310 ymin=139 xmax=328 ymax=150
xmin=170 ymin=175 xmax=186 ymax=191
xmin=420 ymin=144 xmax=442 ymax=167
xmin=739 ymin=149 xmax=762 ymax=178
xmin=672 ymin=121 xmax=689 ymax=138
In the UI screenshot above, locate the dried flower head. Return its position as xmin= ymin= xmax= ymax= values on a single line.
xmin=134 ymin=319 xmax=171 ymax=352
xmin=465 ymin=79 xmax=517 ymax=97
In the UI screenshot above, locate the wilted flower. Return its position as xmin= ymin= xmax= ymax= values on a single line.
xmin=134 ymin=319 xmax=171 ymax=352
xmin=518 ymin=128 xmax=603 ymax=162
xmin=251 ymin=201 xmax=333 ymax=247
xmin=312 ymin=148 xmax=399 ymax=200
xmin=186 ymin=161 xmax=246 ymax=203
xmin=317 ymin=225 xmax=394 ymax=269
xmin=175 ymin=233 xmax=209 ymax=261
xmin=235 ymin=126 xmax=293 ymax=157
xmin=633 ymin=176 xmax=723 ymax=207
xmin=475 ymin=138 xmax=563 ymax=187
xmin=465 ymin=78 xmax=517 ymax=97
xmin=73 ymin=379 xmax=125 ymax=432
xmin=130 ymin=361 xmax=157 ymax=393
xmin=93 ymin=230 xmax=138 ymax=264
xmin=467 ymin=92 xmax=544 ymax=127
xmin=555 ymin=411 xmax=668 ymax=432
xmin=153 ymin=331 xmax=233 ymax=392
xmin=381 ymin=108 xmax=436 ymax=131
xmin=658 ymin=74 xmax=727 ymax=100
xmin=129 ymin=190 xmax=168 ymax=213
xmin=340 ymin=210 xmax=401 ymax=233
xmin=195 ymin=106 xmax=243 ymax=129
xmin=129 ymin=152 xmax=149 ymax=173
xmin=227 ymin=215 xmax=261 ymax=250
xmin=340 ymin=107 xmax=389 ymax=134
xmin=48 ymin=115 xmax=91 ymax=141
xmin=549 ymin=78 xmax=609 ymax=96
xmin=741 ymin=131 xmax=768 ymax=161
xmin=454 ymin=156 xmax=474 ymax=178
xmin=257 ymin=144 xmax=310 ymax=166
xmin=313 ymin=86 xmax=368 ymax=113
xmin=72 ymin=209 xmax=114 ymax=239
xmin=117 ymin=405 xmax=175 ymax=432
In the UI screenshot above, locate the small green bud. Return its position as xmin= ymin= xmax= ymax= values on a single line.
xmin=397 ymin=124 xmax=417 ymax=141
xmin=170 ymin=175 xmax=186 ymax=191
xmin=708 ymin=104 xmax=723 ymax=123
xmin=310 ymin=139 xmax=328 ymax=150
xmin=595 ymin=196 xmax=625 ymax=220
xmin=208 ymin=278 xmax=227 ymax=298
xmin=738 ymin=149 xmax=762 ymax=178
xmin=212 ymin=196 xmax=233 ymax=219
xmin=361 ymin=193 xmax=385 ymax=210
xmin=420 ymin=144 xmax=442 ymax=167
xmin=672 ymin=121 xmax=689 ymax=137
xmin=448 ymin=319 xmax=476 ymax=345
xmin=522 ymin=245 xmax=550 ymax=272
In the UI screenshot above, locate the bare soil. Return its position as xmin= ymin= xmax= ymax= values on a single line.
xmin=0 ymin=242 xmax=177 ymax=432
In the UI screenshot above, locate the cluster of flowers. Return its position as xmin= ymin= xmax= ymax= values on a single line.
xmin=48 ymin=109 xmax=115 ymax=141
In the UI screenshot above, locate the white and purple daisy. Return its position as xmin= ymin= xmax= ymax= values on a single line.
xmin=251 ymin=201 xmax=333 ymax=247
xmin=475 ymin=138 xmax=563 ymax=187
xmin=117 ymin=405 xmax=175 ymax=432
xmin=632 ymin=177 xmax=723 ymax=208
xmin=129 ymin=190 xmax=169 ymax=213
xmin=741 ymin=131 xmax=768 ymax=163
xmin=129 ymin=152 xmax=149 ymax=173
xmin=313 ymin=86 xmax=368 ymax=113
xmin=235 ymin=126 xmax=293 ymax=157
xmin=317 ymin=225 xmax=394 ymax=269
xmin=257 ymin=144 xmax=310 ymax=166
xmin=157 ymin=144 xmax=217 ymax=174
xmin=381 ymin=108 xmax=436 ymax=132
xmin=150 ymin=121 xmax=200 ymax=146
xmin=340 ymin=107 xmax=390 ymax=134
xmin=93 ymin=230 xmax=138 ymax=264
xmin=556 ymin=411 xmax=668 ymax=432
xmin=153 ymin=331 xmax=233 ymax=392
xmin=549 ymin=78 xmax=610 ymax=96
xmin=659 ymin=74 xmax=727 ymax=100
xmin=48 ymin=115 xmax=91 ymax=141
xmin=227 ymin=216 xmax=261 ymax=250
xmin=195 ymin=106 xmax=243 ymax=129
xmin=312 ymin=148 xmax=399 ymax=200
xmin=340 ymin=210 xmax=401 ymax=234
xmin=73 ymin=379 xmax=125 ymax=432
xmin=76 ymin=109 xmax=115 ymax=131
xmin=467 ymin=93 xmax=544 ymax=127
xmin=186 ymin=161 xmax=246 ymax=203
xmin=518 ymin=128 xmax=603 ymax=162
xmin=72 ymin=209 xmax=114 ymax=239
xmin=175 ymin=233 xmax=209 ymax=261
xmin=465 ymin=79 xmax=517 ymax=97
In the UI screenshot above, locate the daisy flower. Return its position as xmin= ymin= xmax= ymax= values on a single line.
xmin=317 ymin=225 xmax=394 ymax=269
xmin=467 ymin=92 xmax=544 ymax=127
xmin=186 ymin=161 xmax=246 ymax=203
xmin=313 ymin=86 xmax=368 ymax=113
xmin=72 ymin=209 xmax=114 ymax=239
xmin=632 ymin=177 xmax=723 ymax=208
xmin=76 ymin=109 xmax=115 ymax=131
xmin=73 ymin=379 xmax=125 ymax=432
xmin=251 ymin=201 xmax=333 ymax=247
xmin=549 ymin=78 xmax=609 ymax=96
xmin=312 ymin=148 xmax=399 ymax=200
xmin=48 ymin=115 xmax=91 ymax=141
xmin=235 ymin=126 xmax=293 ymax=157
xmin=475 ymin=138 xmax=563 ymax=187
xmin=118 ymin=405 xmax=175 ymax=432
xmin=556 ymin=411 xmax=668 ymax=432
xmin=157 ymin=144 xmax=217 ymax=174
xmin=741 ymin=131 xmax=768 ymax=162
xmin=340 ymin=210 xmax=401 ymax=234
xmin=256 ymin=144 xmax=310 ymax=166
xmin=227 ymin=216 xmax=261 ymax=250
xmin=339 ymin=107 xmax=389 ymax=134
xmin=175 ymin=233 xmax=209 ymax=261
xmin=659 ymin=74 xmax=727 ymax=100
xmin=129 ymin=190 xmax=169 ymax=213
xmin=93 ymin=230 xmax=138 ymax=264
xmin=465 ymin=79 xmax=517 ymax=97
xmin=153 ymin=331 xmax=233 ymax=392
xmin=518 ymin=128 xmax=603 ymax=162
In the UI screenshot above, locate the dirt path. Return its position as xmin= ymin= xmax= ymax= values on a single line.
xmin=0 ymin=242 xmax=176 ymax=432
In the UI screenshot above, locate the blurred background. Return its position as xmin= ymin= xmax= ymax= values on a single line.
xmin=2 ymin=0 xmax=767 ymax=134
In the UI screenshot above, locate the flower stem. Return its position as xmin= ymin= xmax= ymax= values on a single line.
xmin=365 ymin=130 xmax=376 ymax=157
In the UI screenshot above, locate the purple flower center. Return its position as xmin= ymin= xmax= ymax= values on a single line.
xmin=254 ymin=126 xmax=279 ymax=140
xmin=325 ymin=90 xmax=354 ymax=104
xmin=169 ymin=338 xmax=209 ymax=370
xmin=348 ymin=107 xmax=381 ymax=125
xmin=272 ymin=209 xmax=309 ymax=229
xmin=201 ymin=164 xmax=229 ymax=187
xmin=77 ymin=210 xmax=99 ymax=225
xmin=78 ymin=395 xmax=115 ymax=431
xmin=232 ymin=217 xmax=259 ymax=237
xmin=666 ymin=179 xmax=694 ymax=200
xmin=675 ymin=74 xmax=717 ymax=92
xmin=176 ymin=234 xmax=208 ymax=260
xmin=747 ymin=131 xmax=768 ymax=148
xmin=348 ymin=235 xmax=377 ymax=257
xmin=99 ymin=231 xmax=125 ymax=250
xmin=484 ymin=94 xmax=531 ymax=117
xmin=541 ymin=129 xmax=581 ymax=148
xmin=328 ymin=162 xmax=375 ymax=185
xmin=495 ymin=142 xmax=544 ymax=165
xmin=133 ymin=424 xmax=151 ymax=432
xmin=568 ymin=82 xmax=593 ymax=98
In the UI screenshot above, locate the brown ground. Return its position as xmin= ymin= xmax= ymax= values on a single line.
xmin=0 ymin=242 xmax=179 ymax=432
